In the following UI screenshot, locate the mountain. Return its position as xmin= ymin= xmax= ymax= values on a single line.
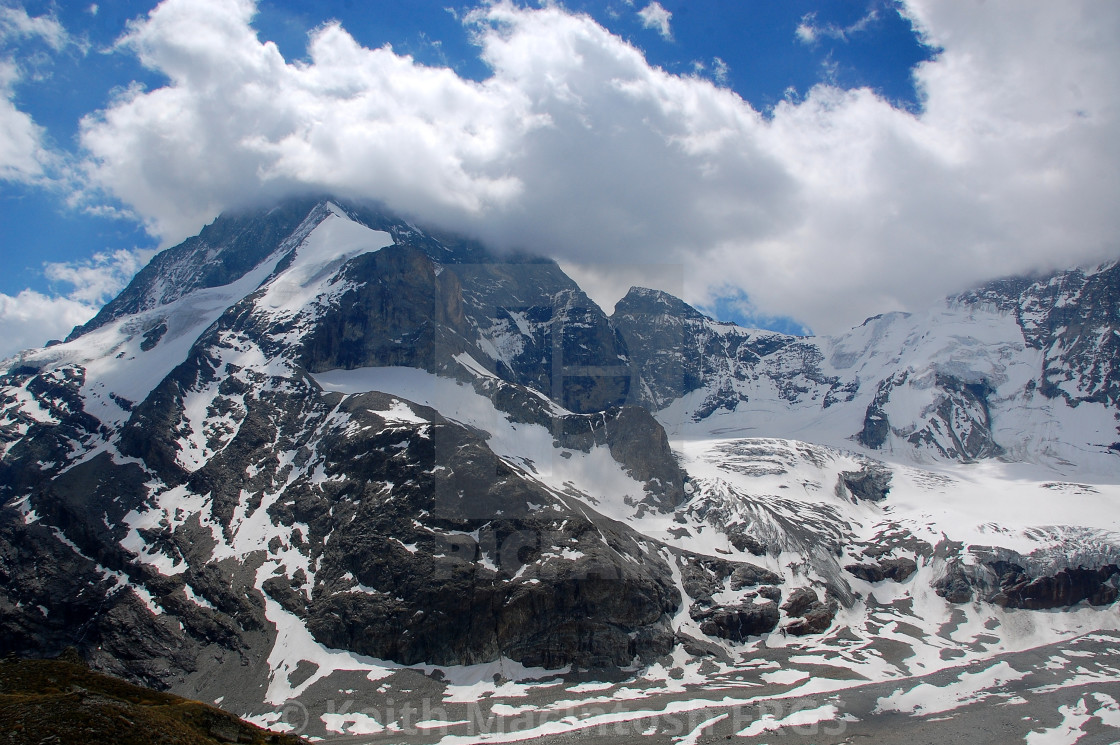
xmin=2 ymin=196 xmax=1118 ymax=741
xmin=0 ymin=649 xmax=306 ymax=745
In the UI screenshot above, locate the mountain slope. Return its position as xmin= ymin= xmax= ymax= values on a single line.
xmin=1 ymin=196 xmax=1118 ymax=740
xmin=616 ymin=269 xmax=1120 ymax=475
xmin=0 ymin=650 xmax=306 ymax=745
xmin=1 ymin=200 xmax=692 ymax=681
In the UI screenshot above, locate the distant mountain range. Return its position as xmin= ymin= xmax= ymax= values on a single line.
xmin=2 ymin=196 xmax=1118 ymax=738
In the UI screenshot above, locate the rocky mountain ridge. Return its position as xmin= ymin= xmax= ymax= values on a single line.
xmin=1 ymin=196 xmax=1118 ymax=737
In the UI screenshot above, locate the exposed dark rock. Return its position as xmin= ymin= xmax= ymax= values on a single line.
xmin=857 ymin=371 xmax=1003 ymax=460
xmin=70 ymin=196 xmax=331 ymax=340
xmin=780 ymin=587 xmax=837 ymax=636
xmin=675 ymin=632 xmax=733 ymax=661
xmin=987 ymin=562 xmax=1120 ymax=610
xmin=140 ymin=321 xmax=168 ymax=351
xmin=0 ymin=365 xmax=104 ymax=499
xmin=727 ymin=530 xmax=767 ymax=557
xmin=933 ymin=553 xmax=1120 ymax=609
xmin=5 ymin=194 xmax=1120 ymax=717
xmin=780 ymin=587 xmax=820 ymax=618
xmin=678 ymin=554 xmax=782 ymax=606
xmin=692 ymin=601 xmax=779 ymax=641
xmin=858 ymin=529 xmax=934 ymax=560
xmin=958 ymin=261 xmax=1120 ymax=408
xmin=845 ymin=557 xmax=918 ymax=583
xmin=442 ymin=261 xmax=632 ymax=414
xmin=839 ymin=463 xmax=892 ymax=502
xmin=554 ymin=406 xmax=687 ymax=509
xmin=680 ymin=563 xmax=721 ymax=606
xmin=907 ymin=374 xmax=1003 ymax=460
xmin=300 ymin=245 xmax=469 ymax=374
xmin=305 ymin=528 xmax=679 ymax=669
xmin=934 ymin=562 xmax=976 ymax=604
xmin=611 ymin=287 xmax=848 ymax=415
xmin=730 ymin=564 xmax=782 ymax=591
xmin=498 ymin=573 xmax=677 ymax=668
xmin=857 ymin=377 xmax=894 ymax=450
xmin=784 ymin=603 xmax=837 ymax=636
xmin=756 ymin=586 xmax=782 ymax=603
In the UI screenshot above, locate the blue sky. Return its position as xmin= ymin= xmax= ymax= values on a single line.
xmin=0 ymin=0 xmax=1117 ymax=358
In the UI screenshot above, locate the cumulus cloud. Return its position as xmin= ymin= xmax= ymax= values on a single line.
xmin=0 ymin=290 xmax=94 ymax=361
xmin=637 ymin=2 xmax=672 ymax=40
xmin=0 ymin=5 xmax=69 ymax=50
xmin=0 ymin=248 xmax=156 ymax=360
xmin=76 ymin=0 xmax=1120 ymax=336
xmin=43 ymin=248 xmax=155 ymax=304
xmin=0 ymin=5 xmax=72 ymax=184
xmin=0 ymin=60 xmax=49 ymax=181
xmin=80 ymin=0 xmax=532 ymax=241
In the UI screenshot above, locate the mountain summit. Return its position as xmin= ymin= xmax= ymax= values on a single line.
xmin=2 ymin=197 xmax=1118 ymax=739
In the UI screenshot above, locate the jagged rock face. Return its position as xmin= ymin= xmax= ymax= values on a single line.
xmin=450 ymin=263 xmax=632 ymax=414
xmin=844 ymin=557 xmax=917 ymax=583
xmin=300 ymin=245 xmax=471 ymax=373
xmin=2 ymin=194 xmax=1120 ymax=717
xmin=934 ymin=551 xmax=1120 ymax=609
xmin=288 ymin=393 xmax=680 ymax=668
xmin=0 ymin=365 xmax=103 ymax=496
xmin=553 ymin=406 xmax=687 ymax=510
xmin=678 ymin=554 xmax=782 ymax=608
xmin=690 ymin=601 xmax=779 ymax=641
xmin=0 ymin=198 xmax=685 ymax=689
xmin=857 ymin=370 xmax=1003 ymax=460
xmin=71 ymin=198 xmax=332 ymax=340
xmin=990 ymin=564 xmax=1120 ymax=609
xmin=780 ymin=587 xmax=818 ymax=617
xmin=5 ymin=330 xmax=681 ymax=675
xmin=614 ymin=264 xmax=1120 ymax=473
xmin=610 ymin=288 xmax=711 ymax=410
xmin=838 ymin=463 xmax=892 ymax=502
xmin=611 ymin=287 xmax=849 ymax=415
xmin=675 ymin=554 xmax=784 ymax=643
xmin=780 ymin=587 xmax=836 ymax=636
xmin=958 ymin=262 xmax=1120 ymax=408
xmin=934 ymin=563 xmax=975 ymax=604
xmin=296 ymin=241 xmax=634 ymax=415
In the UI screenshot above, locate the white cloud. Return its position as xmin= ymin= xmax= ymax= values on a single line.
xmin=796 ymin=9 xmax=879 ymax=45
xmin=559 ymin=260 xmax=684 ymax=315
xmin=43 ymin=248 xmax=156 ymax=304
xmin=75 ymin=0 xmax=1120 ymax=336
xmin=690 ymin=56 xmax=730 ymax=87
xmin=0 ymin=5 xmax=69 ymax=51
xmin=0 ymin=60 xmax=49 ymax=181
xmin=0 ymin=248 xmax=155 ymax=360
xmin=795 ymin=19 xmax=817 ymax=45
xmin=711 ymin=57 xmax=729 ymax=86
xmin=0 ymin=290 xmax=96 ymax=360
xmin=80 ymin=0 xmax=533 ymax=241
xmin=637 ymin=2 xmax=672 ymax=40
xmin=0 ymin=4 xmax=78 ymax=184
